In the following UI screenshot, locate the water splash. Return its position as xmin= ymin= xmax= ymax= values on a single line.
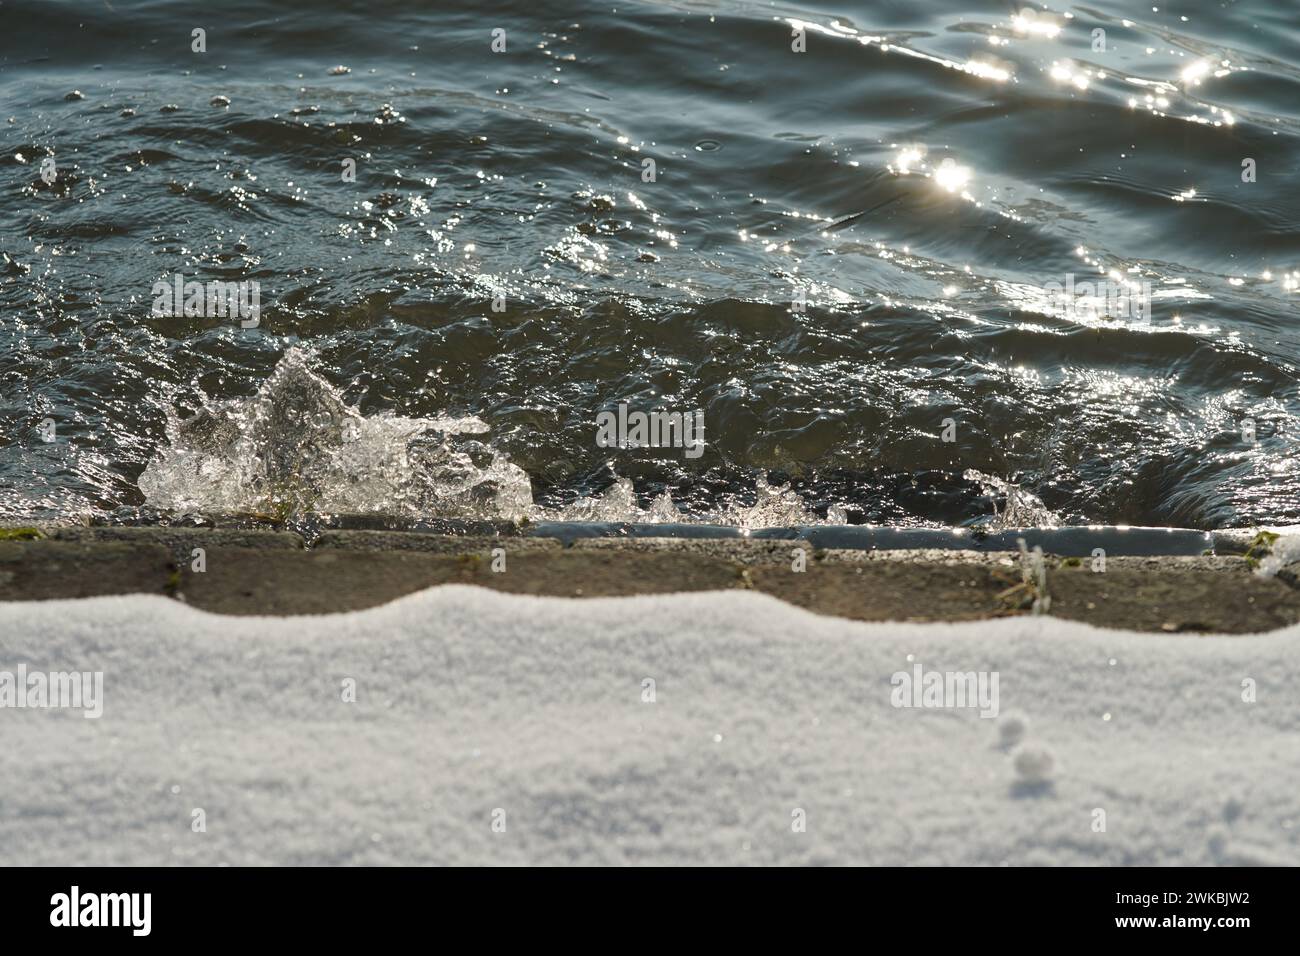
xmin=544 ymin=474 xmax=817 ymax=528
xmin=717 ymin=476 xmax=820 ymax=529
xmin=138 ymin=351 xmax=1052 ymax=530
xmin=139 ymin=348 xmax=533 ymax=520
xmin=963 ymin=469 xmax=1062 ymax=529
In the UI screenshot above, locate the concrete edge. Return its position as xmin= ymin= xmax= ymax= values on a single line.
xmin=3 ymin=527 xmax=1300 ymax=633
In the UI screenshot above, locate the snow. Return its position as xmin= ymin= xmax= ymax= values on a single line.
xmin=1 ymin=585 xmax=1297 ymax=866
xmin=1257 ymin=530 xmax=1300 ymax=578
xmin=998 ymin=711 xmax=1029 ymax=748
xmin=1012 ymin=744 xmax=1057 ymax=786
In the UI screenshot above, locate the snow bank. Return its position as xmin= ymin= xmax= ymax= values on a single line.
xmin=1 ymin=587 xmax=1296 ymax=866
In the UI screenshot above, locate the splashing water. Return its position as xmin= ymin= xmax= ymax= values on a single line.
xmin=140 ymin=349 xmax=831 ymax=528
xmin=8 ymin=1 xmax=1300 ymax=531
xmin=963 ymin=470 xmax=1062 ymax=530
xmin=544 ymin=474 xmax=817 ymax=528
xmin=715 ymin=476 xmax=820 ymax=529
xmin=548 ymin=478 xmax=678 ymax=523
xmin=139 ymin=349 xmax=533 ymax=520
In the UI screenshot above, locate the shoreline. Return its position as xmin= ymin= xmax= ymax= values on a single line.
xmin=3 ymin=524 xmax=1298 ymax=633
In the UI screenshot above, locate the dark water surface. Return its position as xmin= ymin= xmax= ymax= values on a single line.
xmin=3 ymin=0 xmax=1299 ymax=529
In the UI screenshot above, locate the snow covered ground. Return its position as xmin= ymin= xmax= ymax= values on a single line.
xmin=1 ymin=585 xmax=1296 ymax=866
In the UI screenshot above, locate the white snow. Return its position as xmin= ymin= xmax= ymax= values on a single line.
xmin=1 ymin=585 xmax=1297 ymax=866
xmin=1256 ymin=529 xmax=1300 ymax=579
xmin=997 ymin=710 xmax=1029 ymax=748
xmin=1012 ymin=744 xmax=1057 ymax=786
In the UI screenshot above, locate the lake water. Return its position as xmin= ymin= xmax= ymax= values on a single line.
xmin=3 ymin=0 xmax=1299 ymax=530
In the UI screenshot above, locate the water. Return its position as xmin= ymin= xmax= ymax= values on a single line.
xmin=3 ymin=0 xmax=1299 ymax=530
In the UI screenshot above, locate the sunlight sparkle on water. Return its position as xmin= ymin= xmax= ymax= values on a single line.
xmin=1180 ymin=59 xmax=1212 ymax=86
xmin=895 ymin=146 xmax=924 ymax=173
xmin=934 ymin=158 xmax=971 ymax=192
xmin=1012 ymin=9 xmax=1061 ymax=38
